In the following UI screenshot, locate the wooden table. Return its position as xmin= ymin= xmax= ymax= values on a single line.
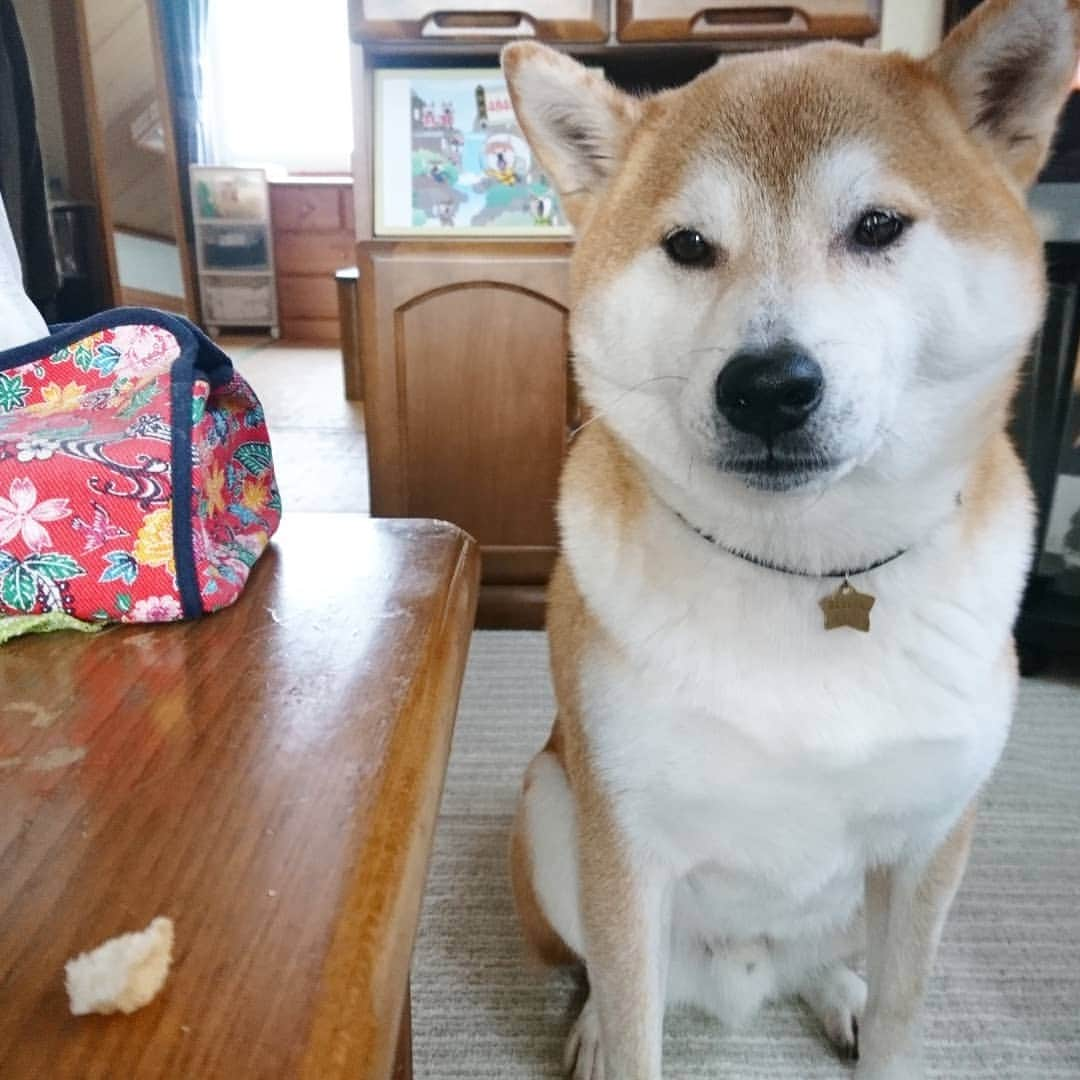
xmin=0 ymin=514 xmax=479 ymax=1079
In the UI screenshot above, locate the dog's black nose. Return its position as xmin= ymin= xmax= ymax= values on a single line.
xmin=715 ymin=345 xmax=824 ymax=441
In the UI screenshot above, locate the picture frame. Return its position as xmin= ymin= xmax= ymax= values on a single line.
xmin=373 ymin=68 xmax=573 ymax=238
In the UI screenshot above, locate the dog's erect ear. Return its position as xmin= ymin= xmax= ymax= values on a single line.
xmin=929 ymin=0 xmax=1080 ymax=187
xmin=502 ymin=42 xmax=640 ymax=227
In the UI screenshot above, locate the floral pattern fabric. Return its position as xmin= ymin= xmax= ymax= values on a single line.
xmin=0 ymin=318 xmax=280 ymax=623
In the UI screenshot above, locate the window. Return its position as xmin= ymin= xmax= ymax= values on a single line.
xmin=204 ymin=0 xmax=353 ymax=174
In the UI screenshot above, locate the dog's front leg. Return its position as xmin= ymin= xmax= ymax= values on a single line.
xmin=577 ymin=813 xmax=672 ymax=1080
xmin=856 ymin=805 xmax=976 ymax=1080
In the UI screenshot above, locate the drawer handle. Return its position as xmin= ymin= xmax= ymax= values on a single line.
xmin=421 ymin=10 xmax=537 ymax=38
xmin=692 ymin=7 xmax=809 ymax=34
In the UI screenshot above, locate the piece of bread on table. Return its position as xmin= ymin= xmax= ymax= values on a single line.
xmin=65 ymin=916 xmax=174 ymax=1016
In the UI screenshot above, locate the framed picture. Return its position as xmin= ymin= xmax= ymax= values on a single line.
xmin=373 ymin=68 xmax=573 ymax=237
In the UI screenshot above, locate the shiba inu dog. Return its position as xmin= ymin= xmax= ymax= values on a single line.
xmin=501 ymin=2 xmax=1080 ymax=1077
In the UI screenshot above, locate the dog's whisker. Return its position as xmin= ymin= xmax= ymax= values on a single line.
xmin=679 ymin=345 xmax=728 ymax=358
xmin=809 ymin=338 xmax=862 ymax=350
xmin=572 ymin=357 xmax=689 ymax=396
xmin=570 ymin=385 xmax=671 ymax=439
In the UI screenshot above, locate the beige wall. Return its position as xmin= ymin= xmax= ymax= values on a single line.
xmin=13 ymin=0 xmax=69 ymax=191
xmin=880 ymin=0 xmax=945 ymax=57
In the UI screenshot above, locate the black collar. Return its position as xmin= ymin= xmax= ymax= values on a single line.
xmin=675 ymin=511 xmax=909 ymax=580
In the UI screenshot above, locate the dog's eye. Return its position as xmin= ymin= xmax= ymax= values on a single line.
xmin=852 ymin=210 xmax=908 ymax=251
xmin=663 ymin=228 xmax=716 ymax=268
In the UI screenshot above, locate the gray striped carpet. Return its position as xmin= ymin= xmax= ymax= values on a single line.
xmin=413 ymin=632 xmax=1080 ymax=1078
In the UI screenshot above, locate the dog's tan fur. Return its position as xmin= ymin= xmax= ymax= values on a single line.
xmin=861 ymin=804 xmax=977 ymax=1070
xmin=503 ymin=3 xmax=1080 ymax=1077
xmin=510 ymin=717 xmax=579 ymax=967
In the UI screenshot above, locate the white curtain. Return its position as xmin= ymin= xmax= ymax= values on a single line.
xmin=203 ymin=0 xmax=353 ymax=173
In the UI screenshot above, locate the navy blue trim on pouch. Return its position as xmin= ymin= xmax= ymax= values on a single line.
xmin=0 ymin=307 xmax=236 ymax=620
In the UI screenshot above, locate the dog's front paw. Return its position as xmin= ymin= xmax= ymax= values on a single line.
xmin=799 ymin=963 xmax=867 ymax=1061
xmin=564 ymin=993 xmax=605 ymax=1080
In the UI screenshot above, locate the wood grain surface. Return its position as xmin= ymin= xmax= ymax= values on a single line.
xmin=0 ymin=514 xmax=479 ymax=1080
xmin=270 ymin=185 xmax=345 ymax=233
xmin=275 ymin=232 xmax=355 ymax=278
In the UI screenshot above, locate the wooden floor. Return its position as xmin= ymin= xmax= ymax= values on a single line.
xmin=226 ymin=338 xmax=369 ymax=514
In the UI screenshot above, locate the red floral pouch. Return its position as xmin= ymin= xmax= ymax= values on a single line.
xmin=0 ymin=308 xmax=280 ymax=623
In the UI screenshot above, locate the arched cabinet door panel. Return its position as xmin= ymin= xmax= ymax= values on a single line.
xmin=360 ymin=245 xmax=572 ymax=625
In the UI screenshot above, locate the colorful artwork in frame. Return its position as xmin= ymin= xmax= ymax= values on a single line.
xmin=374 ymin=68 xmax=573 ymax=237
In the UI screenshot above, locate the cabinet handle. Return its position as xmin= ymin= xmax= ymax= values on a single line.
xmin=420 ymin=10 xmax=537 ymax=38
xmin=691 ymin=7 xmax=809 ymax=35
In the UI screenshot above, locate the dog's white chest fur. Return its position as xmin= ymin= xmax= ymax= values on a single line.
xmin=567 ymin=488 xmax=1027 ymax=945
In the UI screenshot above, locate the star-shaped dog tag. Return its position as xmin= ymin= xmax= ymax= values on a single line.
xmin=819 ymin=580 xmax=875 ymax=633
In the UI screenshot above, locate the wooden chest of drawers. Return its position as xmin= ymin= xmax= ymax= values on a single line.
xmin=270 ymin=179 xmax=355 ymax=343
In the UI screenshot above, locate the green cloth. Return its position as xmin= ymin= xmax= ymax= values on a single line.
xmin=0 ymin=612 xmax=104 ymax=645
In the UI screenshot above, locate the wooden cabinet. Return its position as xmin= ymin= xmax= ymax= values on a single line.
xmin=352 ymin=0 xmax=608 ymax=43
xmin=270 ymin=179 xmax=355 ymax=343
xmin=616 ymin=0 xmax=878 ymax=42
xmin=360 ymin=243 xmax=573 ymax=627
